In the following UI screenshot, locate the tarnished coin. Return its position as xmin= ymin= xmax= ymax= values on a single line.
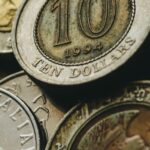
xmin=12 ymin=0 xmax=150 ymax=85
xmin=46 ymin=81 xmax=150 ymax=149
xmin=0 ymin=71 xmax=65 ymax=141
xmin=0 ymin=0 xmax=21 ymax=53
xmin=0 ymin=88 xmax=40 ymax=150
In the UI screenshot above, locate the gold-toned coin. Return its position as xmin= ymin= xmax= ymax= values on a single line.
xmin=46 ymin=81 xmax=150 ymax=149
xmin=0 ymin=0 xmax=21 ymax=53
xmin=0 ymin=0 xmax=20 ymax=31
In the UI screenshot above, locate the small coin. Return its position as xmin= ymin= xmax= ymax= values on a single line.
xmin=0 ymin=0 xmax=22 ymax=53
xmin=12 ymin=0 xmax=150 ymax=85
xmin=0 ymin=88 xmax=40 ymax=150
xmin=0 ymin=71 xmax=65 ymax=141
xmin=46 ymin=81 xmax=150 ymax=149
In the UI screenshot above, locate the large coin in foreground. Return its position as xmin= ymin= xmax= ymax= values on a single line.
xmin=46 ymin=81 xmax=150 ymax=149
xmin=0 ymin=88 xmax=40 ymax=150
xmin=0 ymin=0 xmax=21 ymax=53
xmin=12 ymin=0 xmax=150 ymax=85
xmin=0 ymin=71 xmax=65 ymax=141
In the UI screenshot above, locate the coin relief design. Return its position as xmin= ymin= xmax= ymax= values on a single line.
xmin=0 ymin=0 xmax=20 ymax=32
xmin=46 ymin=82 xmax=150 ymax=150
xmin=69 ymin=108 xmax=150 ymax=150
xmin=0 ymin=0 xmax=21 ymax=53
xmin=0 ymin=88 xmax=40 ymax=150
xmin=13 ymin=0 xmax=150 ymax=84
xmin=35 ymin=0 xmax=135 ymax=64
xmin=0 ymin=71 xmax=65 ymax=141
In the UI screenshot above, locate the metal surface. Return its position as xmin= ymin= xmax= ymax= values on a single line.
xmin=12 ymin=0 xmax=150 ymax=85
xmin=0 ymin=71 xmax=65 ymax=141
xmin=0 ymin=0 xmax=21 ymax=53
xmin=0 ymin=88 xmax=40 ymax=150
xmin=46 ymin=81 xmax=150 ymax=149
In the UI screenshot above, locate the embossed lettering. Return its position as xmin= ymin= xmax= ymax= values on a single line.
xmin=82 ymin=66 xmax=92 ymax=76
xmin=9 ymin=107 xmax=22 ymax=121
xmin=39 ymin=62 xmax=64 ymax=77
xmin=34 ymin=107 xmax=49 ymax=125
xmin=111 ymin=54 xmax=120 ymax=61
xmin=69 ymin=60 xmax=106 ymax=78
xmin=78 ymin=0 xmax=117 ymax=38
xmin=55 ymin=143 xmax=66 ymax=150
xmin=20 ymin=134 xmax=34 ymax=145
xmin=0 ymin=99 xmax=11 ymax=112
xmin=26 ymin=78 xmax=36 ymax=87
xmin=125 ymin=37 xmax=136 ymax=46
xmin=17 ymin=120 xmax=30 ymax=130
xmin=4 ymin=82 xmax=21 ymax=96
xmin=39 ymin=64 xmax=51 ymax=74
xmin=51 ymin=0 xmax=71 ymax=46
xmin=33 ymin=94 xmax=46 ymax=104
xmin=32 ymin=58 xmax=64 ymax=77
xmin=51 ymin=0 xmax=117 ymax=46
xmin=64 ymin=43 xmax=103 ymax=59
xmin=32 ymin=94 xmax=49 ymax=138
xmin=49 ymin=67 xmax=64 ymax=77
xmin=92 ymin=60 xmax=106 ymax=73
xmin=32 ymin=58 xmax=44 ymax=68
xmin=70 ymin=68 xmax=81 ymax=78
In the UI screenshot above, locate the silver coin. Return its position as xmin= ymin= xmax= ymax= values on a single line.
xmin=12 ymin=0 xmax=150 ymax=85
xmin=46 ymin=81 xmax=150 ymax=149
xmin=0 ymin=88 xmax=40 ymax=150
xmin=0 ymin=0 xmax=22 ymax=53
xmin=0 ymin=71 xmax=65 ymax=141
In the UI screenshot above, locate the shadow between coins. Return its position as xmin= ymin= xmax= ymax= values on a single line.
xmin=31 ymin=33 xmax=150 ymax=111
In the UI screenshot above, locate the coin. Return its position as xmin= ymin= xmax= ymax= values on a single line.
xmin=12 ymin=0 xmax=150 ymax=85
xmin=0 ymin=88 xmax=40 ymax=150
xmin=0 ymin=0 xmax=21 ymax=53
xmin=0 ymin=71 xmax=65 ymax=141
xmin=46 ymin=81 xmax=150 ymax=149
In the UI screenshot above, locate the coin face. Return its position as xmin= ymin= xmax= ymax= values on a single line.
xmin=12 ymin=0 xmax=150 ymax=85
xmin=68 ymin=106 xmax=150 ymax=150
xmin=0 ymin=0 xmax=21 ymax=53
xmin=0 ymin=88 xmax=40 ymax=150
xmin=0 ymin=71 xmax=64 ymax=141
xmin=46 ymin=81 xmax=150 ymax=149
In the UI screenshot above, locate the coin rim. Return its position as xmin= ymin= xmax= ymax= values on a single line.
xmin=0 ymin=71 xmax=25 ymax=84
xmin=46 ymin=81 xmax=150 ymax=149
xmin=12 ymin=0 xmax=150 ymax=85
xmin=67 ymin=102 xmax=150 ymax=149
xmin=0 ymin=88 xmax=40 ymax=150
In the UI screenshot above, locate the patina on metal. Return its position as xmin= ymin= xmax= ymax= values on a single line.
xmin=0 ymin=88 xmax=40 ymax=150
xmin=12 ymin=0 xmax=150 ymax=85
xmin=0 ymin=71 xmax=65 ymax=141
xmin=0 ymin=0 xmax=21 ymax=53
xmin=46 ymin=81 xmax=150 ymax=150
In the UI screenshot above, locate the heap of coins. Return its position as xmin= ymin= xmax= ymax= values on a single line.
xmin=0 ymin=0 xmax=150 ymax=150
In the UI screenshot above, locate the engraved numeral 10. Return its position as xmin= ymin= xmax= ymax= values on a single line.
xmin=51 ymin=0 xmax=117 ymax=46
